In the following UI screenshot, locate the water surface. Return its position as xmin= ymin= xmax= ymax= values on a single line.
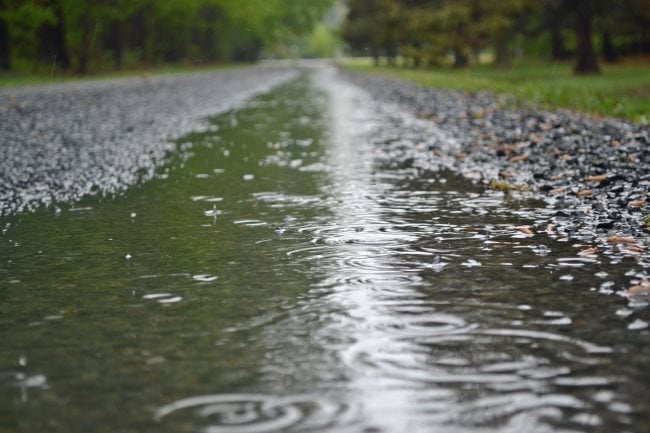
xmin=1 ymin=67 xmax=649 ymax=433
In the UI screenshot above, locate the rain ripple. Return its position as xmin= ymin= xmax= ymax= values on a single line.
xmin=154 ymin=393 xmax=356 ymax=433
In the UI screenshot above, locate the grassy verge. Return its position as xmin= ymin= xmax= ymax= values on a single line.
xmin=342 ymin=58 xmax=650 ymax=124
xmin=0 ymin=62 xmax=246 ymax=89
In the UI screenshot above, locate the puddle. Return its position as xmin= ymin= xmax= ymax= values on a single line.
xmin=0 ymin=68 xmax=648 ymax=433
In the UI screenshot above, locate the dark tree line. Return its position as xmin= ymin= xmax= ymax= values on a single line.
xmin=0 ymin=0 xmax=334 ymax=74
xmin=342 ymin=0 xmax=650 ymax=74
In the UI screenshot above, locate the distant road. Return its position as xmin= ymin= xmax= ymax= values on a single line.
xmin=0 ymin=65 xmax=295 ymax=216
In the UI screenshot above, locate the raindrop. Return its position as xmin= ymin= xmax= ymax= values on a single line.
xmin=628 ymin=319 xmax=648 ymax=330
xmin=532 ymin=245 xmax=550 ymax=256
xmin=429 ymin=255 xmax=448 ymax=272
xmin=193 ymin=274 xmax=218 ymax=282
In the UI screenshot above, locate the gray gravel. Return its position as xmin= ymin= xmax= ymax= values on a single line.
xmin=341 ymin=70 xmax=650 ymax=273
xmin=0 ymin=65 xmax=295 ymax=215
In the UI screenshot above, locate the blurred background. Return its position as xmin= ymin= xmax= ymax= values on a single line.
xmin=0 ymin=0 xmax=649 ymax=121
xmin=1 ymin=0 xmax=649 ymax=76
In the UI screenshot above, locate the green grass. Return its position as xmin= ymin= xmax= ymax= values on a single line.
xmin=342 ymin=58 xmax=650 ymax=124
xmin=0 ymin=62 xmax=245 ymax=88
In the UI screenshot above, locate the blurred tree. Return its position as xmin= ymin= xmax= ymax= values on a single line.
xmin=479 ymin=0 xmax=535 ymax=68
xmin=3 ymin=0 xmax=56 ymax=70
xmin=0 ymin=0 xmax=10 ymax=70
xmin=341 ymin=0 xmax=384 ymax=64
xmin=38 ymin=0 xmax=70 ymax=70
xmin=570 ymin=0 xmax=600 ymax=74
xmin=0 ymin=0 xmax=333 ymax=74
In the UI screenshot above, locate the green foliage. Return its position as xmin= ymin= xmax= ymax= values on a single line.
xmin=341 ymin=0 xmax=650 ymax=73
xmin=0 ymin=0 xmax=335 ymax=75
xmin=307 ymin=24 xmax=340 ymax=58
xmin=344 ymin=60 xmax=650 ymax=124
xmin=2 ymin=1 xmax=56 ymax=66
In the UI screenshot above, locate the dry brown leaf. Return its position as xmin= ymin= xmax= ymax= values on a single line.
xmin=611 ymin=139 xmax=621 ymax=147
xmin=455 ymin=152 xmax=468 ymax=160
xmin=625 ymin=246 xmax=646 ymax=253
xmin=547 ymin=224 xmax=557 ymax=233
xmin=576 ymin=190 xmax=593 ymax=197
xmin=510 ymin=154 xmax=529 ymax=163
xmin=579 ymin=247 xmax=599 ymax=256
xmin=627 ymin=281 xmax=650 ymax=296
xmin=630 ymin=200 xmax=646 ymax=207
xmin=607 ymin=236 xmax=636 ymax=244
xmin=549 ymin=187 xmax=566 ymax=194
xmin=517 ymin=225 xmax=534 ymax=235
xmin=585 ymin=174 xmax=608 ymax=182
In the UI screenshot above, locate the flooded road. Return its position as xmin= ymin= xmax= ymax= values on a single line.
xmin=1 ymin=67 xmax=649 ymax=433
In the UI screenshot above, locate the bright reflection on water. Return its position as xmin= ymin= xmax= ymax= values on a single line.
xmin=1 ymin=67 xmax=649 ymax=433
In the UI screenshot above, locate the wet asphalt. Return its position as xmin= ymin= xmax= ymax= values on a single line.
xmin=0 ymin=65 xmax=295 ymax=215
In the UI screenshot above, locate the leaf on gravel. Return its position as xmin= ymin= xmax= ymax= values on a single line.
xmin=607 ymin=236 xmax=636 ymax=244
xmin=579 ymin=247 xmax=599 ymax=256
xmin=509 ymin=154 xmax=529 ymax=163
xmin=626 ymin=281 xmax=650 ymax=298
xmin=516 ymin=225 xmax=534 ymax=235
xmin=576 ymin=190 xmax=593 ymax=197
xmin=547 ymin=224 xmax=557 ymax=233
xmin=629 ymin=200 xmax=646 ymax=207
xmin=549 ymin=187 xmax=566 ymax=194
xmin=585 ymin=174 xmax=608 ymax=182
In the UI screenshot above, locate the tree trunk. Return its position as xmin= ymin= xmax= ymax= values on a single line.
xmin=143 ymin=1 xmax=157 ymax=65
xmin=108 ymin=20 xmax=124 ymax=68
xmin=52 ymin=1 xmax=70 ymax=69
xmin=372 ymin=47 xmax=379 ymax=66
xmin=0 ymin=0 xmax=10 ymax=70
xmin=602 ymin=30 xmax=617 ymax=62
xmin=495 ymin=35 xmax=511 ymax=68
xmin=574 ymin=1 xmax=600 ymax=74
xmin=550 ymin=25 xmax=569 ymax=61
xmin=76 ymin=2 xmax=93 ymax=74
xmin=453 ymin=47 xmax=468 ymax=68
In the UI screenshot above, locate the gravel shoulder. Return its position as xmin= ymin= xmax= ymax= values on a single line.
xmin=0 ymin=65 xmax=295 ymax=215
xmin=341 ymin=69 xmax=650 ymax=288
